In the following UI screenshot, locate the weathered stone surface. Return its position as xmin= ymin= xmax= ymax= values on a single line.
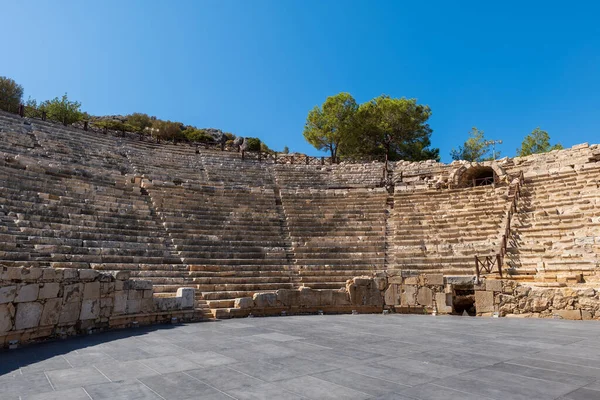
xmin=435 ymin=292 xmax=452 ymax=313
xmin=40 ymin=298 xmax=62 ymax=326
xmin=83 ymin=282 xmax=100 ymax=299
xmin=15 ymin=302 xmax=43 ymax=330
xmin=384 ymin=284 xmax=400 ymax=306
xmin=113 ymin=291 xmax=127 ymax=314
xmin=401 ymin=285 xmax=417 ymax=306
xmin=417 ymin=287 xmax=433 ymax=307
xmin=425 ymin=274 xmax=444 ymax=286
xmin=475 ymin=291 xmax=495 ymax=313
xmin=0 ymin=286 xmax=17 ymax=304
xmin=485 ymin=280 xmax=502 ymax=292
xmin=176 ymin=287 xmax=195 ymax=309
xmin=234 ymin=297 xmax=253 ymax=309
xmin=253 ymin=292 xmax=278 ymax=308
xmin=554 ymin=309 xmax=582 ymax=320
xmin=39 ymin=283 xmax=60 ymax=299
xmin=277 ymin=289 xmax=300 ymax=307
xmin=59 ymin=302 xmax=81 ymax=324
xmin=80 ymin=299 xmax=100 ymax=320
xmin=14 ymin=284 xmax=39 ymax=303
xmin=0 ymin=303 xmax=15 ymax=333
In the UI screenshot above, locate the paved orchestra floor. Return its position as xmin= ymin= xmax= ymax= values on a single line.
xmin=2 ymin=314 xmax=600 ymax=400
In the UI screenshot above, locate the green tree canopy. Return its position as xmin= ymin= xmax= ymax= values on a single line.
xmin=127 ymin=113 xmax=153 ymax=134
xmin=303 ymin=92 xmax=358 ymax=160
xmin=152 ymin=120 xmax=182 ymax=143
xmin=182 ymin=127 xmax=214 ymax=143
xmin=517 ymin=127 xmax=563 ymax=156
xmin=0 ymin=76 xmax=24 ymax=113
xmin=345 ymin=96 xmax=439 ymax=162
xmin=450 ymin=127 xmax=494 ymax=162
xmin=39 ymin=94 xmax=83 ymax=126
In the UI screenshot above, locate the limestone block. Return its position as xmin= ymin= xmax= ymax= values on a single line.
xmin=404 ymin=276 xmax=419 ymax=285
xmin=110 ymin=270 xmax=131 ymax=280
xmin=0 ymin=286 xmax=17 ymax=304
xmin=62 ymin=269 xmax=79 ymax=280
xmin=485 ymin=280 xmax=502 ymax=293
xmin=155 ymin=297 xmax=180 ymax=312
xmin=319 ymin=289 xmax=333 ymax=306
xmin=299 ymin=287 xmax=320 ymax=307
xmin=234 ymin=297 xmax=254 ymax=309
xmin=140 ymin=299 xmax=154 ymax=313
xmin=40 ymin=298 xmax=62 ymax=326
xmin=388 ymin=276 xmax=403 ymax=285
xmin=373 ymin=277 xmax=387 ymax=291
xmin=425 ymin=274 xmax=444 ymax=286
xmin=14 ymin=284 xmax=39 ymax=303
xmin=332 ymin=289 xmax=350 ymax=306
xmin=15 ymin=302 xmax=43 ymax=330
xmin=22 ymin=268 xmax=43 ymax=282
xmin=115 ymin=280 xmax=124 ymax=291
xmin=128 ymin=290 xmax=142 ymax=300
xmin=129 ymin=280 xmax=153 ymax=290
xmin=127 ymin=299 xmax=141 ymax=314
xmin=2 ymin=267 xmax=22 ymax=280
xmin=554 ymin=309 xmax=582 ymax=320
xmin=101 ymin=282 xmax=115 ymax=296
xmin=83 ymin=282 xmax=100 ymax=299
xmin=253 ymin=292 xmax=278 ymax=308
xmin=113 ymin=291 xmax=128 ymax=314
xmin=176 ymin=287 xmax=195 ymax=309
xmin=0 ymin=303 xmax=15 ymax=333
xmin=401 ymin=285 xmax=417 ymax=306
xmin=63 ymin=284 xmax=82 ymax=303
xmin=475 ymin=291 xmax=495 ymax=314
xmin=581 ymin=310 xmax=593 ymax=320
xmin=59 ymin=301 xmax=81 ymax=324
xmin=80 ymin=300 xmax=99 ymax=320
xmin=384 ymin=285 xmax=400 ymax=306
xmin=277 ymin=289 xmax=300 ymax=307
xmin=79 ymin=269 xmax=100 ymax=281
xmin=39 ymin=283 xmax=60 ymax=299
xmin=353 ymin=277 xmax=372 ymax=286
xmin=143 ymin=290 xmax=153 ymax=299
xmin=435 ymin=292 xmax=453 ymax=314
xmin=417 ymin=287 xmax=434 ymax=307
xmin=42 ymin=268 xmax=57 ymax=282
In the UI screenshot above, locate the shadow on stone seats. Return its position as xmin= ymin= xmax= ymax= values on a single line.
xmin=0 ymin=324 xmax=179 ymax=377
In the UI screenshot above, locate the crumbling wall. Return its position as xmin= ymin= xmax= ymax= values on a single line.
xmin=478 ymin=279 xmax=600 ymax=320
xmin=0 ymin=266 xmax=198 ymax=348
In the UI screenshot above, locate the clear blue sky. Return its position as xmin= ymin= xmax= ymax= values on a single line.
xmin=2 ymin=1 xmax=599 ymax=162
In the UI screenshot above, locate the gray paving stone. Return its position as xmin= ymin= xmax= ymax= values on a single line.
xmin=560 ymin=387 xmax=600 ymax=400
xmin=46 ymin=366 xmax=110 ymax=390
xmin=138 ymin=355 xmax=201 ymax=374
xmin=84 ymin=381 xmax=162 ymax=400
xmin=180 ymin=351 xmax=239 ymax=367
xmin=138 ymin=371 xmax=221 ymax=400
xmin=225 ymin=382 xmax=306 ymax=400
xmin=93 ymin=360 xmax=160 ymax=381
xmin=316 ymin=369 xmax=410 ymax=397
xmin=278 ymin=375 xmax=372 ymax=399
xmin=185 ymin=366 xmax=265 ymax=391
xmin=22 ymin=387 xmax=91 ymax=400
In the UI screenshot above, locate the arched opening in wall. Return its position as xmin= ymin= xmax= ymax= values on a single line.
xmin=452 ymin=285 xmax=476 ymax=316
xmin=458 ymin=166 xmax=496 ymax=187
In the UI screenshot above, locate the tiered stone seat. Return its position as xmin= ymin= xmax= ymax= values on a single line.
xmin=0 ymin=157 xmax=181 ymax=273
xmin=146 ymin=183 xmax=293 ymax=315
xmin=281 ymin=187 xmax=387 ymax=289
xmin=126 ymin=141 xmax=207 ymax=184
xmin=507 ymin=168 xmax=600 ymax=282
xmin=391 ymin=185 xmax=508 ymax=275
xmin=201 ymin=150 xmax=276 ymax=187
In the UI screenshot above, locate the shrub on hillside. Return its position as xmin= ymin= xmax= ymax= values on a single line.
xmin=39 ymin=94 xmax=83 ymax=126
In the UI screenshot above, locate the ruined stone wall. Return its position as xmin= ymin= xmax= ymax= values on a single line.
xmin=475 ymin=279 xmax=600 ymax=320
xmin=0 ymin=266 xmax=198 ymax=348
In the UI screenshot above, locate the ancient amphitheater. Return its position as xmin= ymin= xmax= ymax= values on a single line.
xmin=1 ymin=110 xmax=600 ymax=398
